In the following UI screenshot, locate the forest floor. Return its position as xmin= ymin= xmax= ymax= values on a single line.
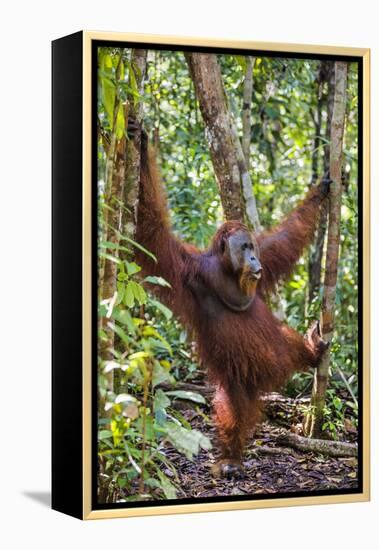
xmin=162 ymin=392 xmax=359 ymax=499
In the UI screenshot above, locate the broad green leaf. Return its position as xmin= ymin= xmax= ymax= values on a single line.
xmin=111 ymin=308 xmax=136 ymax=335
xmin=152 ymin=362 xmax=173 ymax=388
xmin=149 ymin=338 xmax=172 ymax=356
xmin=129 ymin=280 xmax=147 ymax=305
xmin=144 ymin=275 xmax=171 ymax=287
xmin=117 ymin=477 xmax=127 ymax=488
xmin=265 ymin=105 xmax=279 ymax=119
xmin=117 ymin=272 xmax=128 ymax=282
xmin=98 ymin=430 xmax=113 ymax=440
xmin=115 ymin=103 xmax=125 ymax=140
xmin=150 ymin=299 xmax=173 ymax=320
xmin=154 ymin=389 xmax=170 ymax=411
xmin=135 ymin=415 xmax=154 ymax=440
xmin=101 ymin=76 xmax=116 ymax=126
xmin=165 ymin=390 xmax=206 ymax=405
xmin=116 ymin=281 xmax=125 ymax=304
xmin=104 ymin=54 xmax=113 ymax=69
xmin=157 ymin=470 xmax=177 ymax=499
xmin=126 ymin=261 xmax=142 ymax=276
xmin=165 ymin=424 xmax=212 ymax=459
xmin=155 ymin=408 xmax=167 ymax=426
xmin=124 ymin=282 xmax=135 ymax=308
xmin=145 ymin=478 xmax=161 ymax=490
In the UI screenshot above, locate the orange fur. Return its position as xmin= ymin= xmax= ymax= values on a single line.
xmin=134 ymin=144 xmax=326 ymax=468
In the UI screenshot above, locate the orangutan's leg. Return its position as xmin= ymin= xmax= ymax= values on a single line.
xmin=212 ymin=386 xmax=261 ymax=479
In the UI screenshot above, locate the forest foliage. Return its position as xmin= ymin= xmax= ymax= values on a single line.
xmin=96 ymin=47 xmax=359 ymax=503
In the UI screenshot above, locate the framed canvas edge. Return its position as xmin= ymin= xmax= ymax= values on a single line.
xmin=81 ymin=31 xmax=371 ymax=520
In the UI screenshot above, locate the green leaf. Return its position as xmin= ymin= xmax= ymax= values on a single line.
xmin=111 ymin=308 xmax=136 ymax=335
xmin=117 ymin=477 xmax=127 ymax=489
xmin=145 ymin=478 xmax=161 ymax=490
xmin=99 ymin=251 xmax=122 ymax=264
xmin=165 ymin=424 xmax=212 ymax=459
xmin=265 ymin=105 xmax=279 ymax=119
xmin=150 ymin=299 xmax=173 ymax=320
xmin=112 ymin=323 xmax=131 ymax=345
xmin=104 ymin=54 xmax=113 ymax=69
xmin=165 ymin=390 xmax=206 ymax=405
xmin=119 ymin=235 xmax=157 ymax=262
xmin=119 ymin=60 xmax=125 ymax=80
xmin=129 ymin=351 xmax=152 ymax=360
xmin=152 ymin=362 xmax=173 ymax=388
xmin=116 ymin=281 xmax=125 ymax=304
xmin=124 ymin=282 xmax=135 ymax=308
xmin=129 ymin=281 xmax=147 ymax=305
xmin=100 ymin=241 xmax=130 ymax=254
xmin=127 ymin=62 xmax=142 ymax=105
xmin=126 ymin=261 xmax=142 ymax=276
xmin=155 ymin=408 xmax=167 ymax=426
xmin=128 ymin=63 xmax=138 ymax=92
xmin=156 ymin=470 xmax=177 ymax=499
xmin=144 ymin=275 xmax=171 ymax=287
xmin=135 ymin=415 xmax=154 ymax=440
xmin=101 ymin=76 xmax=116 ymax=126
xmin=154 ymin=389 xmax=170 ymax=410
xmin=235 ymin=55 xmax=247 ymax=72
xmin=115 ymin=103 xmax=125 ymax=140
xmin=98 ymin=430 xmax=113 ymax=440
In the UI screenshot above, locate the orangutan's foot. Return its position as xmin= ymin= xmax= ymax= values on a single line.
xmin=306 ymin=320 xmax=329 ymax=361
xmin=213 ymin=459 xmax=244 ymax=479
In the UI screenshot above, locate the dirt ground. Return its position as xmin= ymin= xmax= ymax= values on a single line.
xmin=161 ymin=396 xmax=359 ymax=499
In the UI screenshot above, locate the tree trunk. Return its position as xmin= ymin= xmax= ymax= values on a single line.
xmin=186 ymin=53 xmax=261 ymax=232
xmin=242 ymin=57 xmax=255 ymax=171
xmin=308 ymin=63 xmax=335 ymax=305
xmin=306 ymin=62 xmax=348 ymax=438
xmin=99 ymin=54 xmax=127 ymax=399
xmin=122 ymin=49 xmax=148 ymax=238
xmin=99 ymin=49 xmax=147 ymax=403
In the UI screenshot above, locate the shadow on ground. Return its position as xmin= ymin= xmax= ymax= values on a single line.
xmin=22 ymin=491 xmax=51 ymax=508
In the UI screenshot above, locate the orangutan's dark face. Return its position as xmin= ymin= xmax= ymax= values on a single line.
xmin=226 ymin=230 xmax=261 ymax=276
xmin=225 ymin=230 xmax=262 ymax=295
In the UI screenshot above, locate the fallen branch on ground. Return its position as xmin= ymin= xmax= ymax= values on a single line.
xmin=277 ymin=432 xmax=357 ymax=458
xmin=251 ymin=445 xmax=297 ymax=458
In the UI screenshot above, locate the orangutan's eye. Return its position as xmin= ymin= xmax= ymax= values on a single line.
xmin=241 ymin=243 xmax=247 ymax=251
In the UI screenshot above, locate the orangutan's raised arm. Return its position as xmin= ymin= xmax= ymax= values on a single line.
xmin=129 ymin=121 xmax=198 ymax=316
xmin=257 ymin=182 xmax=329 ymax=297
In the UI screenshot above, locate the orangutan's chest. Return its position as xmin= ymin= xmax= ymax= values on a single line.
xmin=188 ymin=273 xmax=254 ymax=316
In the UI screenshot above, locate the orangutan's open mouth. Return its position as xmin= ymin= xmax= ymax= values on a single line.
xmin=239 ymin=267 xmax=262 ymax=294
xmin=251 ymin=270 xmax=262 ymax=280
